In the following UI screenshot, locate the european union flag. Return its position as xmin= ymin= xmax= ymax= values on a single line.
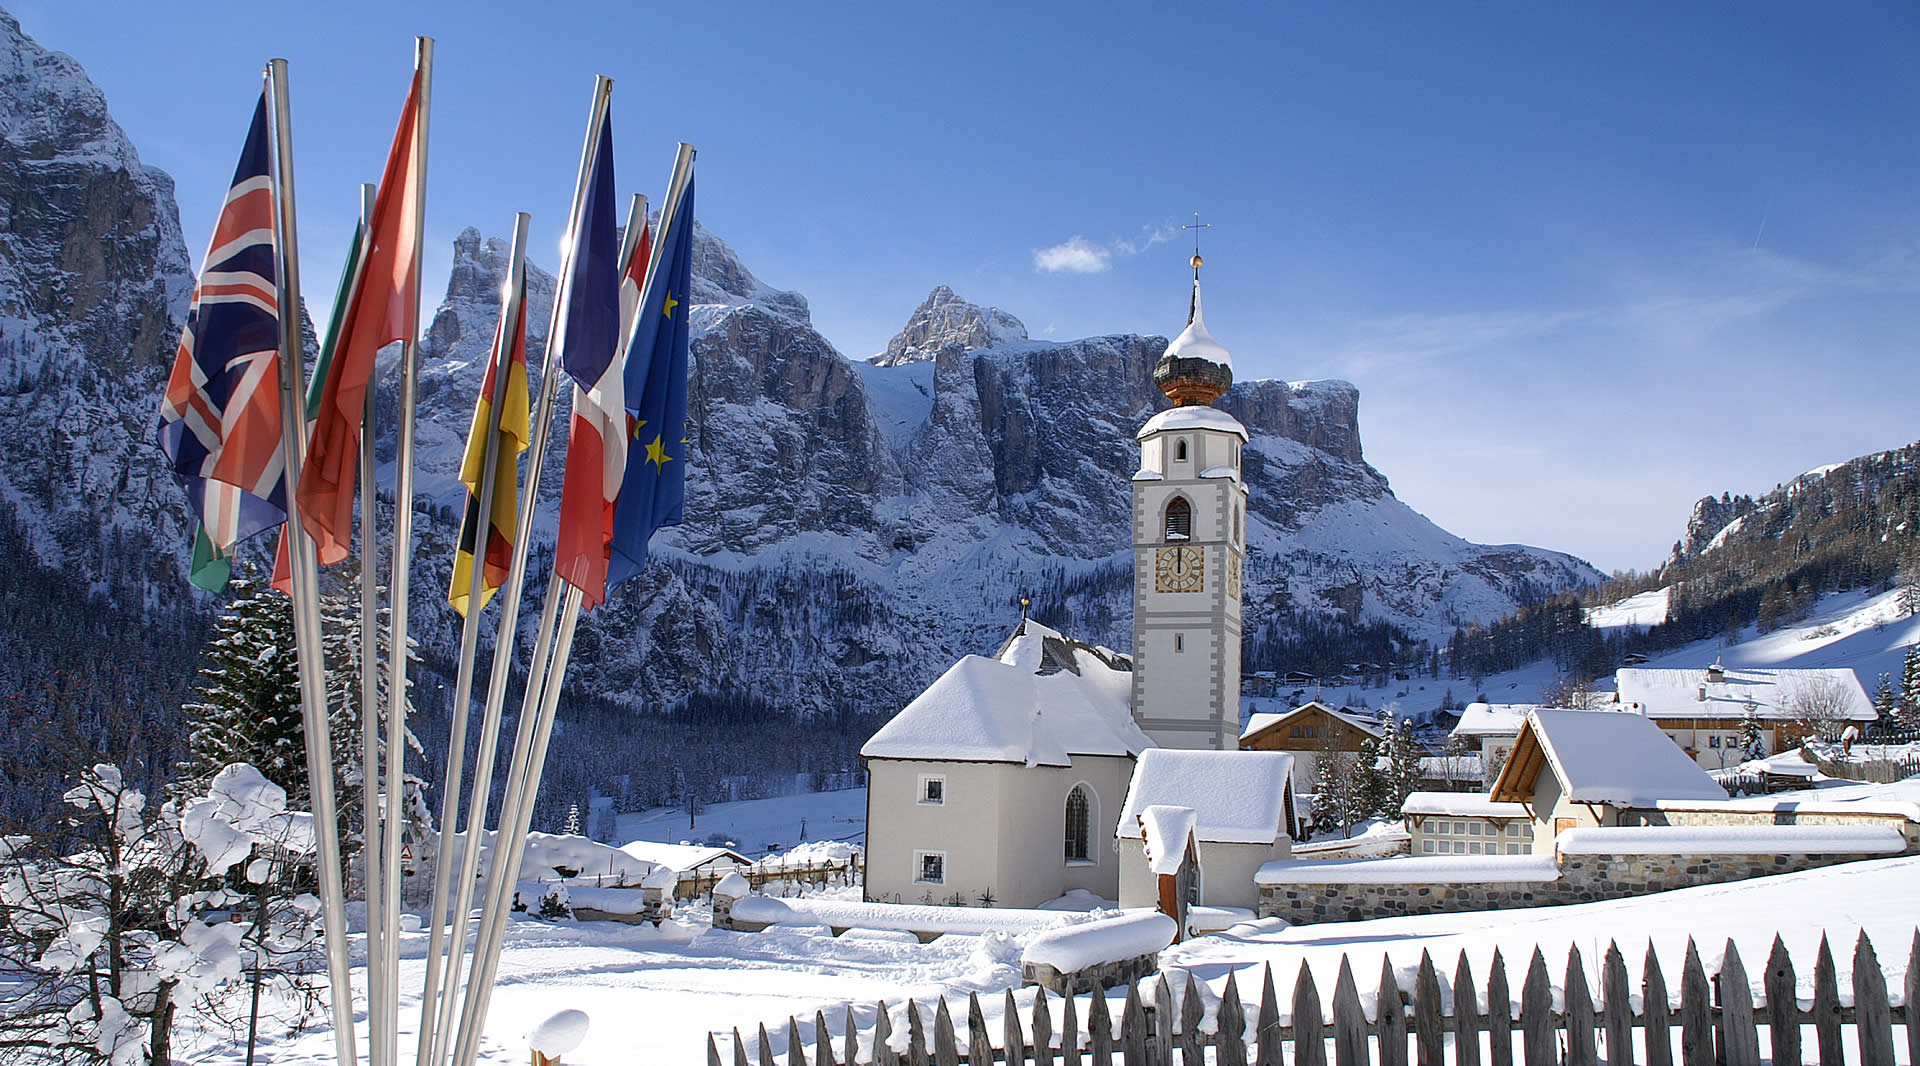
xmin=605 ymin=175 xmax=693 ymax=592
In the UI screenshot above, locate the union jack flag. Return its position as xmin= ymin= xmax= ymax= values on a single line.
xmin=157 ymin=92 xmax=288 ymax=553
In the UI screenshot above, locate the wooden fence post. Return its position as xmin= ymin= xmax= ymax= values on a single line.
xmin=1811 ymin=936 xmax=1843 ymax=1065
xmin=1906 ymin=930 xmax=1920 ymax=1066
xmin=1643 ymin=944 xmax=1672 ymax=1066
xmin=1484 ymin=949 xmax=1510 ymax=1066
xmin=846 ymin=1006 xmax=859 ymax=1066
xmin=1088 ymin=985 xmax=1114 ymax=1064
xmin=1151 ymin=977 xmax=1174 ymax=1066
xmin=1331 ymin=958 xmax=1368 ymax=1066
xmin=968 ymin=994 xmax=991 ymax=1066
xmin=1178 ymin=974 xmax=1205 ymax=1066
xmin=876 ymin=1003 xmax=897 ymax=1066
xmin=1033 ymin=991 xmax=1055 ymax=1066
xmin=1565 ymin=944 xmax=1596 ymax=1066
xmin=1062 ymin=991 xmax=1081 ymax=1066
xmin=1518 ymin=948 xmax=1554 ymax=1066
xmin=933 ymin=998 xmax=958 ymax=1066
xmin=1006 ymin=989 xmax=1027 ymax=1066
xmin=1762 ymin=937 xmax=1800 ymax=1066
xmin=1256 ymin=965 xmax=1283 ymax=1066
xmin=1716 ymin=940 xmax=1759 ymax=1066
xmin=1122 ymin=983 xmax=1147 ymax=1066
xmin=1852 ymin=931 xmax=1896 ymax=1066
xmin=1214 ymin=972 xmax=1246 ymax=1066
xmin=1413 ymin=951 xmax=1444 ymax=1066
xmin=907 ymin=1000 xmax=927 ymax=1066
xmin=789 ymin=1019 xmax=808 ymax=1066
xmin=1377 ymin=956 xmax=1410 ymax=1066
xmin=1453 ymin=951 xmax=1483 ymax=1066
xmin=816 ymin=1009 xmax=839 ymax=1066
xmin=758 ymin=1023 xmax=775 ymax=1066
xmin=1678 ymin=940 xmax=1713 ymax=1066
xmin=1600 ymin=942 xmax=1634 ymax=1066
xmin=1292 ymin=960 xmax=1326 ymax=1066
xmin=733 ymin=1027 xmax=750 ymax=1066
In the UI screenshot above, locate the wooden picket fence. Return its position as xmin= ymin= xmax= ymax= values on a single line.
xmin=709 ymin=929 xmax=1917 ymax=1066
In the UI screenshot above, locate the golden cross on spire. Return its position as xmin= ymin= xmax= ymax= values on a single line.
xmin=1183 ymin=212 xmax=1212 ymax=276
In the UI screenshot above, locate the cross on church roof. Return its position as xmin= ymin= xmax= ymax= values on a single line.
xmin=1183 ymin=212 xmax=1212 ymax=275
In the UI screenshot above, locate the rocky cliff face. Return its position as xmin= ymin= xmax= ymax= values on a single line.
xmin=870 ymin=284 xmax=1026 ymax=366
xmin=0 ymin=9 xmax=191 ymax=586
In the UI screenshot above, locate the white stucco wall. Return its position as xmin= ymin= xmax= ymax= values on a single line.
xmin=864 ymin=756 xmax=1135 ymax=909
xmin=1118 ymin=837 xmax=1284 ymax=911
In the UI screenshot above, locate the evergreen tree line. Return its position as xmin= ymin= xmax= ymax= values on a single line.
xmin=1449 ymin=443 xmax=1920 ymax=697
xmin=1309 ymin=711 xmax=1423 ymax=838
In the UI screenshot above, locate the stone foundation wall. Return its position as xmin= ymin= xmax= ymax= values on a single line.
xmin=1259 ymin=849 xmax=1897 ymax=925
xmin=1021 ymin=952 xmax=1161 ymax=996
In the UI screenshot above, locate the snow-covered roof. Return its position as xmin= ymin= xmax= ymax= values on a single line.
xmin=1137 ymin=804 xmax=1198 ymax=876
xmin=1257 ymin=854 xmax=1559 ymax=885
xmin=1162 ymin=279 xmax=1233 ymax=370
xmin=616 ymin=840 xmax=749 ymax=873
xmin=1615 ymin=667 xmax=1876 ymax=722
xmin=1490 ymin=709 xmax=1727 ymax=807
xmin=1399 ymin=791 xmax=1529 ymax=818
xmin=1137 ymin=404 xmax=1248 ymax=442
xmin=1555 ymin=825 xmax=1905 ymax=856
xmin=1449 ymin=703 xmax=1535 ymax=739
xmin=1239 ymin=701 xmax=1382 ymax=743
xmin=859 ymin=619 xmax=1149 ymax=766
xmin=1117 ymin=749 xmax=1295 ymax=845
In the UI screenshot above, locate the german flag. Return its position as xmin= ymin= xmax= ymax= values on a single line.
xmin=448 ymin=265 xmax=530 ymax=616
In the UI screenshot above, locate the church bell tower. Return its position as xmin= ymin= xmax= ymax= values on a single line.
xmin=1130 ymin=250 xmax=1248 ymax=751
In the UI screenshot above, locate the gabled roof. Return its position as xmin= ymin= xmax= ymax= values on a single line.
xmin=1137 ymin=804 xmax=1198 ymax=876
xmin=1449 ymin=703 xmax=1535 ymax=739
xmin=1117 ymin=749 xmax=1296 ymax=845
xmin=860 ymin=619 xmax=1149 ymax=767
xmin=1240 ymin=700 xmax=1382 ymax=744
xmin=616 ymin=840 xmax=750 ymax=873
xmin=1615 ymin=667 xmax=1876 ymax=722
xmin=1489 ymin=709 xmax=1726 ymax=807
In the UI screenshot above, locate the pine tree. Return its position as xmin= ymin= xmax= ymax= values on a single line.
xmin=176 ymin=574 xmax=307 ymax=804
xmin=1901 ymin=645 xmax=1920 ymax=725
xmin=563 ymin=803 xmax=583 ymax=837
xmin=1739 ymin=703 xmax=1765 ymax=759
xmin=1381 ymin=711 xmax=1422 ymax=815
xmin=319 ymin=575 xmax=435 ymax=861
xmin=1353 ymin=737 xmax=1383 ymax=819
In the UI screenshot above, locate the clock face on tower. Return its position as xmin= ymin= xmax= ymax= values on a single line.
xmin=1155 ymin=545 xmax=1205 ymax=593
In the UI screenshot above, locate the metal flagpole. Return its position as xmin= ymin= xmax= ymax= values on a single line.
xmin=424 ymin=80 xmax=616 ymax=1066
xmin=451 ymin=144 xmax=694 ymax=1066
xmin=378 ymin=35 xmax=432 ymax=1066
xmin=263 ymin=58 xmax=356 ymax=1066
xmin=414 ymin=210 xmax=530 ymax=1066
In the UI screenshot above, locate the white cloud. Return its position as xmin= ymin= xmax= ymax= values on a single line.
xmin=1033 ymin=236 xmax=1111 ymax=274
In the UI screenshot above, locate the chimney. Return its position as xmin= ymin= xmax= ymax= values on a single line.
xmin=1706 ymin=658 xmax=1725 ymax=684
xmin=1697 ymin=684 xmax=1708 ymax=702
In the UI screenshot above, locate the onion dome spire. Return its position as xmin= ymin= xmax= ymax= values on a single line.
xmin=1153 ymin=248 xmax=1233 ymax=407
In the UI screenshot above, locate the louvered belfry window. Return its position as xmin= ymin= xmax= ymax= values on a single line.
xmin=1165 ymin=497 xmax=1192 ymax=541
xmin=1064 ymin=786 xmax=1091 ymax=861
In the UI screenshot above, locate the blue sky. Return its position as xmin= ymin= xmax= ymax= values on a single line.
xmin=24 ymin=2 xmax=1920 ymax=574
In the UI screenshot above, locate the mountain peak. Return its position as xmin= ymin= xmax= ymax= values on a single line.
xmin=871 ymin=285 xmax=1027 ymax=367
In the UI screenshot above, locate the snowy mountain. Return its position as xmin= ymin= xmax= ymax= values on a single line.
xmin=390 ymin=234 xmax=1601 ymax=721
xmin=0 ymin=8 xmax=1598 ymax=760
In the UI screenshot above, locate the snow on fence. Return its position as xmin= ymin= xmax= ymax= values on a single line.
xmin=711 ymin=928 xmax=1918 ymax=1066
xmin=1807 ymin=747 xmax=1920 ymax=785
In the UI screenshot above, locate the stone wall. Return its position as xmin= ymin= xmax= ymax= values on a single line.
xmin=1021 ymin=952 xmax=1161 ymax=996
xmin=1259 ymin=849 xmax=1896 ymax=925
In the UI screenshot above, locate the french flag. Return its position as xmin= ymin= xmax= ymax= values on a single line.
xmin=553 ymin=109 xmax=636 ymax=610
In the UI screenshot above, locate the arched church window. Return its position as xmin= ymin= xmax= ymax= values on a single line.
xmin=1174 ymin=439 xmax=1189 ymax=462
xmin=1164 ymin=497 xmax=1191 ymax=541
xmin=1064 ymin=785 xmax=1091 ymax=862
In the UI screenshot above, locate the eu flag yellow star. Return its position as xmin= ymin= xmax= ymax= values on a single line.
xmin=630 ymin=417 xmax=646 ymax=442
xmin=661 ymin=289 xmax=679 ymax=319
xmin=645 ymin=433 xmax=672 ymax=470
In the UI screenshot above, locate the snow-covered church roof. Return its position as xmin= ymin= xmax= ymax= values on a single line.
xmin=1137 ymin=404 xmax=1248 ymax=441
xmin=1117 ymin=749 xmax=1297 ymax=845
xmin=859 ymin=619 xmax=1150 ymax=767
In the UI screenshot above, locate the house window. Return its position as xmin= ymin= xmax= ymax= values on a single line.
xmin=1174 ymin=633 xmax=1185 ymax=653
xmin=1064 ymin=785 xmax=1091 ymax=863
xmin=918 ymin=775 xmax=945 ymax=805
xmin=1422 ymin=840 xmax=1435 ymax=853
xmin=1164 ymin=497 xmax=1192 ymax=541
xmin=1174 ymin=438 xmax=1189 ymax=462
xmin=1469 ymin=823 xmax=1482 ymax=836
xmin=1289 ymin=726 xmax=1302 ymax=738
xmin=1507 ymin=844 xmax=1524 ymax=855
xmin=1709 ymin=735 xmax=1721 ymax=749
xmin=914 ymin=851 xmax=945 ymax=885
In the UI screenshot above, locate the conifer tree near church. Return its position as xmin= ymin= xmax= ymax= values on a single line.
xmin=176 ymin=574 xmax=305 ymax=802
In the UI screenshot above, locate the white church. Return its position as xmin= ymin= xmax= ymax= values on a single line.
xmin=861 ymin=260 xmax=1300 ymax=911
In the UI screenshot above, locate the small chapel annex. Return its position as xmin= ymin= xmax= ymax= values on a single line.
xmin=862 ymin=252 xmax=1291 ymax=910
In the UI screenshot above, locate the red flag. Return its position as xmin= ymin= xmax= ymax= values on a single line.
xmin=295 ymin=69 xmax=424 ymax=566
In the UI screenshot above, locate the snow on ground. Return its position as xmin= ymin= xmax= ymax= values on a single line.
xmin=1585 ymin=586 xmax=1670 ymax=631
xmin=614 ymin=787 xmax=867 ymax=858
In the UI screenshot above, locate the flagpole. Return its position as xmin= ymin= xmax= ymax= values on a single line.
xmin=375 ymin=35 xmax=433 ymax=1066
xmin=264 ymin=58 xmax=356 ymax=1066
xmin=414 ymin=209 xmax=529 ymax=1066
xmin=338 ymin=181 xmax=389 ymax=1066
xmin=451 ymin=144 xmax=694 ymax=1066
xmin=441 ymin=76 xmax=614 ymax=1066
